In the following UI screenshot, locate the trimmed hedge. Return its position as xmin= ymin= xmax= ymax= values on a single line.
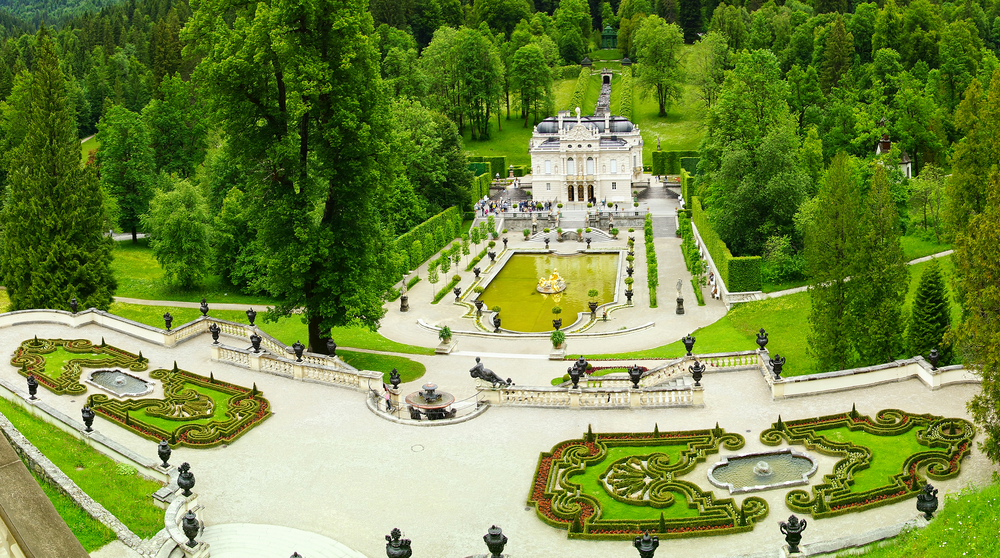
xmin=466 ymin=247 xmax=488 ymax=271
xmin=468 ymin=161 xmax=491 ymax=177
xmin=619 ymin=66 xmax=633 ymax=121
xmin=644 ymin=213 xmax=658 ymax=308
xmin=680 ymin=168 xmax=692 ymax=203
xmin=431 ymin=275 xmax=462 ymax=305
xmin=472 ymin=172 xmax=491 ymax=201
xmin=680 ymin=157 xmax=699 ymax=175
xmin=568 ymin=66 xmax=590 ymax=110
xmin=690 ymin=197 xmax=762 ymax=292
xmin=528 ymin=426 xmax=769 ymax=540
xmin=512 ymin=164 xmax=528 ymax=177
xmin=13 ymin=337 xmax=146 ymax=396
xmin=760 ymin=408 xmax=975 ymax=519
xmin=88 ymin=363 xmax=272 ymax=449
xmin=651 ymin=151 xmax=698 ymax=175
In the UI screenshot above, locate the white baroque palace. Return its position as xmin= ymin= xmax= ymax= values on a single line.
xmin=528 ymin=106 xmax=644 ymax=206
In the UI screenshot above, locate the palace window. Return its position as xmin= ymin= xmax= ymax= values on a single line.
xmin=586 ymin=157 xmax=595 ymax=174
xmin=612 ymin=182 xmax=617 ymax=190
xmin=545 ymin=160 xmax=551 ymax=174
xmin=546 ymin=183 xmax=551 ymax=191
xmin=567 ymin=158 xmax=575 ymax=174
xmin=611 ymin=159 xmax=617 ymax=174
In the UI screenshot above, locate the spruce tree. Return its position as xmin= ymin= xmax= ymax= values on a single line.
xmin=848 ymin=165 xmax=909 ymax=366
xmin=805 ymin=153 xmax=860 ymax=372
xmin=907 ymin=259 xmax=952 ymax=364
xmin=0 ymin=28 xmax=115 ymax=311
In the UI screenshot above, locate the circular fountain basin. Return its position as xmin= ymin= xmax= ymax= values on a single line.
xmin=708 ymin=448 xmax=818 ymax=494
xmin=86 ymin=369 xmax=155 ymax=398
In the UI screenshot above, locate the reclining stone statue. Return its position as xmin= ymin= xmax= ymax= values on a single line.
xmin=470 ymin=357 xmax=513 ymax=387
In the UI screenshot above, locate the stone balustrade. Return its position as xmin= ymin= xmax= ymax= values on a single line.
xmin=211 ymin=343 xmax=381 ymax=392
xmin=479 ymin=384 xmax=701 ymax=409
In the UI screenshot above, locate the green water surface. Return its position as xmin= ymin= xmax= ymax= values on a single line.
xmin=479 ymin=253 xmax=618 ymax=332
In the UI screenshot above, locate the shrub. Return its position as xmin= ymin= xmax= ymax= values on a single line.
xmin=551 ymin=329 xmax=566 ymax=348
xmin=610 ymin=228 xmax=619 ymax=237
xmin=634 ymin=202 xmax=639 ymax=207
xmin=544 ymin=228 xmax=551 ymax=233
xmin=619 ymin=66 xmax=633 ymax=120
xmin=523 ymin=228 xmax=531 ymax=238
xmin=439 ymin=326 xmax=452 ymax=341
xmin=585 ymin=227 xmax=591 ymax=232
xmin=628 ymin=228 xmax=635 ymax=232
xmin=473 ymin=286 xmax=484 ymax=294
xmin=691 ymin=197 xmax=762 ymax=292
xmin=502 ymin=228 xmax=508 ymax=233
xmin=557 ymin=203 xmax=563 ymax=208
xmin=491 ymin=305 xmax=501 ymax=312
xmin=587 ymin=203 xmax=593 ymax=207
xmin=488 ymin=241 xmax=496 ymax=248
xmin=569 ymin=67 xmax=590 ymax=110
xmin=588 ymin=289 xmax=599 ymax=299
xmin=608 ymin=202 xmax=613 ymax=207
xmin=624 ymin=277 xmax=634 ymax=286
xmin=552 ymin=306 xmax=562 ymax=315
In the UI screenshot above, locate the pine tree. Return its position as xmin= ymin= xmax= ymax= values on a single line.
xmin=819 ymin=15 xmax=854 ymax=94
xmin=849 ymin=165 xmax=909 ymax=366
xmin=805 ymin=153 xmax=861 ymax=372
xmin=0 ymin=28 xmax=115 ymax=311
xmin=907 ymin=259 xmax=952 ymax=364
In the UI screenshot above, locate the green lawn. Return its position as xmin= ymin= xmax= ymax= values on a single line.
xmin=112 ymin=238 xmax=280 ymax=306
xmin=36 ymin=348 xmax=113 ymax=379
xmin=850 ymin=480 xmax=1000 ymax=557
xmin=107 ymin=302 xmax=434 ymax=355
xmin=80 ymin=135 xmax=99 ymax=163
xmin=339 ymin=350 xmax=425 ymax=385
xmin=901 ymin=235 xmax=952 ymax=261
xmin=587 ymin=49 xmax=621 ymax=61
xmin=633 ymin=83 xmax=704 ymax=162
xmin=0 ymin=396 xmax=164 ymax=538
xmin=35 ymin=472 xmax=116 ymax=551
xmin=821 ymin=427 xmax=941 ymax=492
xmin=553 ymin=77 xmax=579 ymax=113
xmin=463 ymin=120 xmax=536 ymax=167
xmin=592 ymin=255 xmax=961 ymax=375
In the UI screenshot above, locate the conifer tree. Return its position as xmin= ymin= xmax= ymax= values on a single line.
xmin=848 ymin=165 xmax=909 ymax=366
xmin=805 ymin=153 xmax=860 ymax=372
xmin=907 ymin=258 xmax=952 ymax=364
xmin=0 ymin=28 xmax=115 ymax=311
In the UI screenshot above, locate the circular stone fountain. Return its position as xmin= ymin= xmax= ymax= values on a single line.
xmin=708 ymin=449 xmax=818 ymax=494
xmin=86 ymin=369 xmax=155 ymax=398
xmin=404 ymin=383 xmax=456 ymax=420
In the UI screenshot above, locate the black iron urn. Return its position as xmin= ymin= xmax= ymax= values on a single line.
xmin=246 ymin=308 xmax=257 ymax=326
xmin=756 ymin=328 xmax=768 ymax=350
xmin=157 ymin=440 xmax=171 ymax=468
xmin=385 ymin=528 xmax=412 ymax=558
xmin=917 ymin=483 xmax=939 ymax=520
xmin=27 ymin=374 xmax=38 ymax=400
xmin=483 ymin=525 xmax=507 ymax=558
xmin=770 ymin=355 xmax=786 ymax=379
xmin=177 ymin=462 xmax=195 ymax=497
xmin=633 ymin=532 xmax=659 ymax=558
xmin=181 ymin=511 xmax=199 ymax=547
xmin=250 ymin=333 xmax=262 ymax=353
xmin=682 ymin=334 xmax=696 ymax=356
xmin=163 ymin=312 xmax=173 ymax=331
xmin=689 ymin=360 xmax=705 ymax=387
xmin=200 ymin=298 xmax=209 ymax=317
xmin=81 ymin=406 xmax=95 ymax=432
xmin=779 ymin=515 xmax=807 ymax=553
xmin=292 ymin=340 xmax=305 ymax=362
xmin=209 ymin=323 xmax=221 ymax=344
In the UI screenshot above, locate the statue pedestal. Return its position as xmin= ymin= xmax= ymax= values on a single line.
xmin=549 ymin=343 xmax=566 ymax=361
xmin=676 ymin=296 xmax=685 ymax=315
xmin=399 ymin=295 xmax=409 ymax=312
xmin=435 ymin=338 xmax=458 ymax=355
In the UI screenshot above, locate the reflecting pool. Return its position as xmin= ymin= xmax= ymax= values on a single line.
xmin=478 ymin=253 xmax=619 ymax=332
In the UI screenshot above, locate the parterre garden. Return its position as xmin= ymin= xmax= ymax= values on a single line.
xmin=528 ymin=409 xmax=974 ymax=541
xmin=12 ymin=337 xmax=271 ymax=448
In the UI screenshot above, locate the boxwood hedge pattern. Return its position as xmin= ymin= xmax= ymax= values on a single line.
xmin=760 ymin=407 xmax=975 ymax=519
xmin=528 ymin=426 xmax=768 ymax=540
xmin=86 ymin=364 xmax=272 ymax=449
xmin=12 ymin=337 xmax=147 ymax=396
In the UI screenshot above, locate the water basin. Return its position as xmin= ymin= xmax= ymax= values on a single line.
xmin=478 ymin=252 xmax=619 ymax=332
xmin=85 ymin=369 xmax=155 ymax=398
xmin=708 ymin=448 xmax=818 ymax=494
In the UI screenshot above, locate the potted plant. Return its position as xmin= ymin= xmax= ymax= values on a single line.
xmin=536 ymin=202 xmax=543 ymax=209
xmin=628 ymin=227 xmax=635 ymax=233
xmin=607 ymin=202 xmax=613 ymax=208
xmin=610 ymin=227 xmax=619 ymax=239
xmin=502 ymin=228 xmax=508 ymax=233
xmin=523 ymin=228 xmax=531 ymax=239
xmin=551 ymin=306 xmax=563 ymax=330
xmin=544 ymin=228 xmax=551 ymax=233
xmin=488 ymin=240 xmax=496 ymax=248
xmin=551 ymin=329 xmax=566 ymax=350
xmin=557 ymin=203 xmax=563 ymax=208
xmin=588 ymin=289 xmax=599 ymax=317
xmin=624 ymin=277 xmax=634 ymax=288
xmin=587 ymin=202 xmax=593 ymax=208
xmin=626 ymin=254 xmax=635 ymax=263
xmin=585 ymin=227 xmax=591 ymax=233
xmin=439 ymin=326 xmax=452 ymax=344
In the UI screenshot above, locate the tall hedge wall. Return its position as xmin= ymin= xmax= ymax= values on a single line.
xmin=691 ymin=197 xmax=762 ymax=292
xmin=472 ymin=173 xmax=491 ymax=201
xmin=619 ymin=66 xmax=633 ymax=121
xmin=651 ymin=151 xmax=698 ymax=175
xmin=396 ymin=206 xmax=463 ymax=274
xmin=569 ymin=67 xmax=590 ymax=110
xmin=680 ymin=169 xmax=691 ymax=203
xmin=680 ymin=157 xmax=699 ymax=175
xmin=469 ymin=161 xmax=490 ymax=177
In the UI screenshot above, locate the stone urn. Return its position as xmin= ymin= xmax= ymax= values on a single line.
xmin=493 ymin=314 xmax=502 ymax=333
xmin=209 ymin=323 xmax=221 ymax=344
xmin=177 ymin=462 xmax=195 ymax=497
xmin=181 ymin=511 xmax=199 ymax=548
xmin=27 ymin=375 xmax=38 ymax=400
xmin=588 ymin=301 xmax=599 ymax=317
xmin=157 ymin=440 xmax=171 ymax=468
xmin=199 ymin=298 xmax=209 ymax=317
xmin=473 ymin=267 xmax=481 ymax=278
xmin=292 ymin=341 xmax=305 ymax=361
xmin=756 ymin=328 xmax=769 ymax=350
xmin=927 ymin=348 xmax=940 ymax=370
xmin=917 ymin=483 xmax=939 ymax=520
xmin=628 ymin=365 xmax=643 ymax=389
xmin=625 ymin=289 xmax=634 ymax=304
xmin=246 ymin=308 xmax=257 ymax=326
xmin=81 ymin=406 xmax=95 ymax=433
xmin=568 ymin=365 xmax=582 ymax=389
xmin=475 ymin=300 xmax=484 ymax=316
xmin=770 ymin=355 xmax=786 ymax=379
xmin=552 ymin=318 xmax=562 ymax=331
xmin=483 ymin=525 xmax=507 ymax=558
xmin=70 ymin=297 xmax=78 ymax=314
xmin=389 ymin=368 xmax=401 ymax=390
xmin=689 ymin=360 xmax=705 ymax=387
xmin=453 ymin=287 xmax=462 ymax=302
xmin=682 ymin=334 xmax=696 ymax=356
xmin=163 ymin=312 xmax=173 ymax=331
xmin=779 ymin=515 xmax=807 ymax=553
xmin=250 ymin=333 xmax=262 ymax=353
xmin=633 ymin=532 xmax=659 ymax=558
xmin=385 ymin=528 xmax=412 ymax=558
xmin=626 ymin=265 xmax=634 ymax=277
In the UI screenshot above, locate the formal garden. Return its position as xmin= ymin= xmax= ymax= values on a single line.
xmin=530 ymin=409 xmax=974 ymax=542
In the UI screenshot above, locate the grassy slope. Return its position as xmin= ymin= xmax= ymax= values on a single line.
xmin=0 ymin=397 xmax=164 ymax=538
xmin=36 ymin=474 xmax=116 ymax=551
xmin=591 ymin=255 xmax=961 ymax=376
xmin=851 ymin=480 xmax=1000 ymax=557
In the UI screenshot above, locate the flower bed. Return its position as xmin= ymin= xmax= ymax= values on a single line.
xmin=760 ymin=408 xmax=975 ymax=518
xmin=528 ymin=426 xmax=768 ymax=540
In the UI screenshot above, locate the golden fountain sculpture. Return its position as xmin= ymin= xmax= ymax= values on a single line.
xmin=537 ymin=269 xmax=567 ymax=294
